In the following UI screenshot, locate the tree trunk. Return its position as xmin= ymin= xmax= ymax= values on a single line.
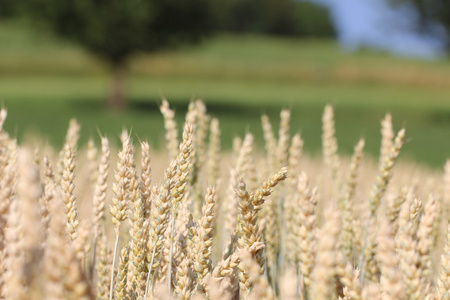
xmin=108 ymin=63 xmax=127 ymax=110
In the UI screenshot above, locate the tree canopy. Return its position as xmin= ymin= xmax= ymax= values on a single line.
xmin=215 ymin=0 xmax=336 ymax=37
xmin=18 ymin=0 xmax=215 ymax=109
xmin=395 ymin=0 xmax=450 ymax=49
xmin=22 ymin=0 xmax=214 ymax=65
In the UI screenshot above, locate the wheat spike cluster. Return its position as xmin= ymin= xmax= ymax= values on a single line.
xmin=1 ymin=100 xmax=450 ymax=300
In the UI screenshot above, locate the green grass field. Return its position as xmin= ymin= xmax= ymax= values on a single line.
xmin=1 ymin=19 xmax=450 ymax=167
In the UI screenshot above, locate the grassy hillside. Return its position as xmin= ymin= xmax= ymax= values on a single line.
xmin=1 ymin=20 xmax=450 ymax=167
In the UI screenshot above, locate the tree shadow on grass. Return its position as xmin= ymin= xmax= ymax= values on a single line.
xmin=68 ymin=97 xmax=282 ymax=119
xmin=129 ymin=98 xmax=281 ymax=118
xmin=426 ymin=110 xmax=450 ymax=126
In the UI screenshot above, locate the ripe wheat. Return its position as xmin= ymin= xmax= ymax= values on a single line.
xmin=0 ymin=102 xmax=448 ymax=300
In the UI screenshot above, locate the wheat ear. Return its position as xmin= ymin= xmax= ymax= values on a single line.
xmin=397 ymin=194 xmax=422 ymax=300
xmin=252 ymin=166 xmax=288 ymax=209
xmin=91 ymin=137 xmax=110 ymax=280
xmin=224 ymin=133 xmax=254 ymax=239
xmin=322 ymin=104 xmax=341 ymax=187
xmin=172 ymin=123 xmax=194 ymax=209
xmin=96 ymin=232 xmax=112 ymax=299
xmin=386 ymin=185 xmax=408 ymax=235
xmin=41 ymin=156 xmax=56 ymax=240
xmin=93 ymin=137 xmax=110 ymax=239
xmin=341 ymin=138 xmax=365 ymax=259
xmin=359 ymin=128 xmax=405 ymax=275
xmin=0 ymin=108 xmax=6 ymax=131
xmin=141 ymin=141 xmax=152 ymax=219
xmin=193 ymin=100 xmax=210 ymax=179
xmin=204 ymin=276 xmax=233 ymax=300
xmin=439 ymin=224 xmax=450 ymax=299
xmin=160 ymin=99 xmax=179 ymax=161
xmin=277 ymin=109 xmax=291 ymax=168
xmin=61 ymin=144 xmax=80 ymax=242
xmin=124 ymin=137 xmax=148 ymax=295
xmin=47 ymin=197 xmax=94 ymax=300
xmin=175 ymin=247 xmax=193 ymax=300
xmin=339 ymin=262 xmax=362 ymax=300
xmin=256 ymin=166 xmax=288 ymax=289
xmin=296 ymin=172 xmax=317 ymax=292
xmin=6 ymin=149 xmax=43 ymax=298
xmin=145 ymin=161 xmax=177 ymax=297
xmin=207 ymin=118 xmax=221 ymax=186
xmin=284 ymin=134 xmax=303 ymax=266
xmin=114 ymin=245 xmax=130 ymax=299
xmin=235 ymin=179 xmax=259 ymax=293
xmin=56 ymin=119 xmax=80 ymax=184
xmin=87 ymin=138 xmax=98 ymax=191
xmin=362 ymin=221 xmax=379 ymax=283
xmin=4 ymin=197 xmax=25 ymax=300
xmin=369 ymin=128 xmax=405 ymax=216
xmin=193 ymin=187 xmax=217 ymax=291
xmin=212 ymin=252 xmax=241 ymax=296
xmin=109 ymin=138 xmax=132 ymax=300
xmin=168 ymin=124 xmax=194 ymax=293
xmin=417 ymin=194 xmax=438 ymax=293
xmin=380 ymin=113 xmax=394 ymax=162
xmin=288 ymin=133 xmax=303 ymax=179
xmin=444 ymin=161 xmax=450 ymax=220
xmin=261 ymin=114 xmax=277 ymax=172
xmin=239 ymin=249 xmax=275 ymax=300
xmin=310 ymin=208 xmax=341 ymax=300
xmin=377 ymin=213 xmax=404 ymax=300
xmin=0 ymin=143 xmax=16 ymax=298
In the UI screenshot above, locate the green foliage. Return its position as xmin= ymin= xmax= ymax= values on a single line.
xmin=393 ymin=0 xmax=450 ymax=48
xmin=294 ymin=2 xmax=336 ymax=37
xmin=0 ymin=0 xmax=19 ymax=18
xmin=215 ymin=0 xmax=335 ymax=37
xmin=20 ymin=0 xmax=215 ymax=65
xmin=17 ymin=0 xmax=216 ymax=108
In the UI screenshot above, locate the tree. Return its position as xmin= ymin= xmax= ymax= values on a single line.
xmin=0 ymin=0 xmax=19 ymax=18
xmin=394 ymin=0 xmax=450 ymax=48
xmin=215 ymin=0 xmax=335 ymax=37
xmin=21 ymin=0 xmax=215 ymax=109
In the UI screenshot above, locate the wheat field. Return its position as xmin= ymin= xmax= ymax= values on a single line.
xmin=0 ymin=100 xmax=448 ymax=300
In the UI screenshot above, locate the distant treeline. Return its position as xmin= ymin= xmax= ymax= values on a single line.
xmin=0 ymin=0 xmax=16 ymax=17
xmin=214 ymin=0 xmax=336 ymax=37
xmin=0 ymin=0 xmax=336 ymax=38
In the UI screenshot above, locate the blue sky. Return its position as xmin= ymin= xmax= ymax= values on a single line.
xmin=310 ymin=0 xmax=447 ymax=58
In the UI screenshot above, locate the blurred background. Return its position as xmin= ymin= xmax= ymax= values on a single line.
xmin=0 ymin=0 xmax=449 ymax=167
